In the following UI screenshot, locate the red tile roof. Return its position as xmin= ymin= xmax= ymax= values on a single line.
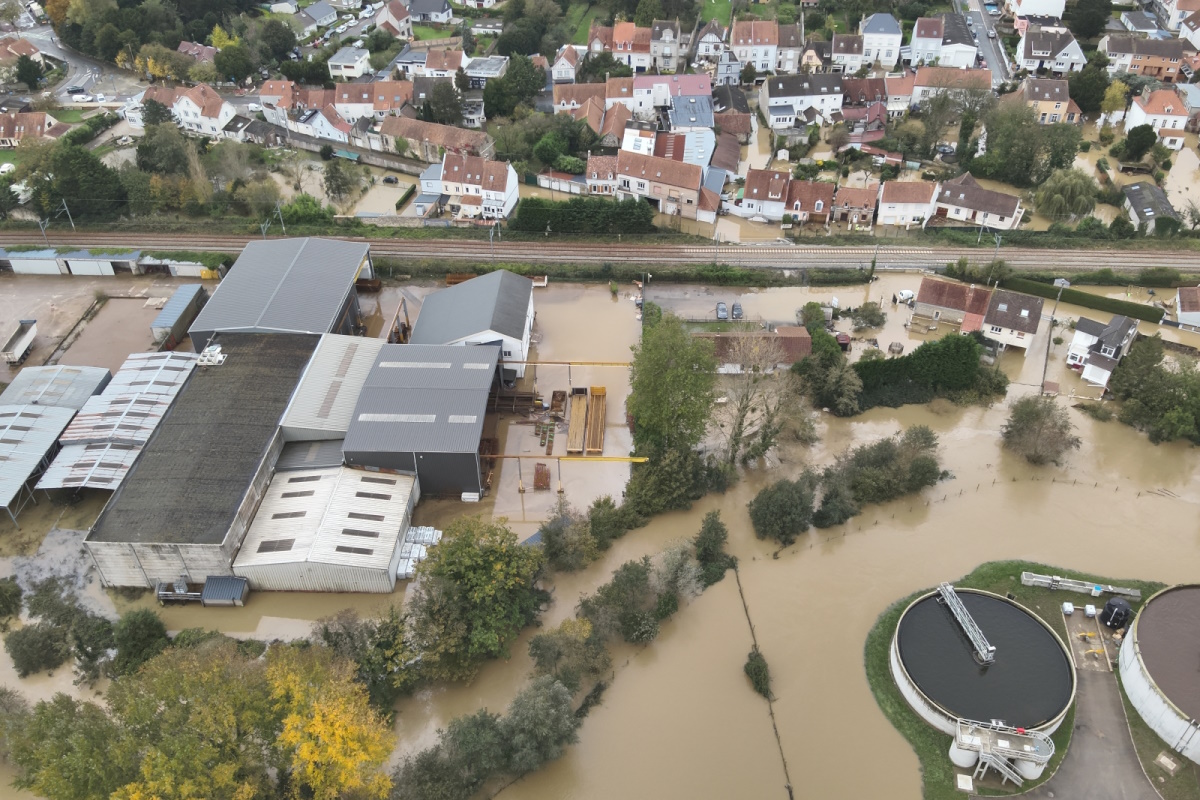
xmin=916 ymin=277 xmax=991 ymax=315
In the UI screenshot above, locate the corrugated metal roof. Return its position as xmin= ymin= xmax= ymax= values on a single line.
xmin=234 ymin=467 xmax=415 ymax=572
xmin=409 ymin=270 xmax=533 ymax=345
xmin=60 ymin=394 xmax=180 ymax=446
xmin=0 ymin=404 xmax=76 ymax=511
xmin=0 ymin=366 xmax=111 ymax=410
xmin=277 ymin=439 xmax=345 ymax=471
xmin=342 ymin=344 xmax=498 ymax=455
xmin=188 ymin=238 xmax=369 ymax=343
xmin=37 ymin=441 xmax=141 ymax=490
xmin=280 ymin=333 xmax=384 ymax=439
xmin=201 ymin=576 xmax=248 ymax=604
xmin=151 ymin=284 xmax=206 ymax=332
xmin=103 ymin=351 xmax=198 ymax=396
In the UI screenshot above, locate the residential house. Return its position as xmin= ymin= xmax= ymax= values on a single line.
xmin=610 ymin=21 xmax=653 ymax=72
xmin=831 ymin=34 xmax=864 ymax=73
xmin=741 ymin=169 xmax=791 ymax=219
xmin=380 ymin=116 xmax=494 ymax=161
xmin=833 ymin=183 xmax=878 ymax=225
xmin=177 ymin=41 xmax=216 ymax=63
xmin=912 ymin=66 xmax=991 ymax=105
xmin=1100 ymin=35 xmax=1183 ymax=82
xmin=801 ymin=39 xmax=832 ymax=72
xmin=553 ymin=45 xmax=579 ymax=82
xmin=463 ymin=55 xmax=507 ymax=89
xmin=1151 ymin=0 xmax=1200 ymax=30
xmin=1015 ymin=77 xmax=1082 ymax=123
xmin=269 ymin=0 xmax=298 ymax=12
xmin=1004 ymin=0 xmax=1066 ymax=20
xmin=293 ymin=105 xmax=351 ymax=143
xmin=669 ymin=95 xmax=715 ymax=130
xmin=587 ymin=23 xmax=613 ymax=55
xmin=375 ymin=0 xmax=413 ymax=38
xmin=935 ymin=173 xmax=1024 ymax=230
xmin=759 ymin=73 xmax=844 ymax=131
xmin=459 ymin=0 xmax=496 ymax=8
xmin=553 ymin=82 xmax=604 ymax=113
xmin=909 ymin=14 xmax=977 ymax=68
xmin=120 ymin=85 xmax=181 ymax=128
xmin=439 ymin=153 xmax=519 ymax=219
xmin=786 ymin=179 xmax=835 ymax=224
xmin=0 ymin=111 xmax=62 ymax=148
xmin=1123 ymin=10 xmax=1164 ymax=35
xmin=777 ymin=23 xmax=803 ymax=73
xmin=1122 ymin=181 xmax=1180 ymax=233
xmin=334 ymin=84 xmax=376 ymax=121
xmin=713 ymin=84 xmax=750 ymax=114
xmin=1182 ymin=10 xmax=1200 ymax=49
xmin=586 ymin=154 xmax=619 ymax=195
xmin=461 ymin=91 xmax=485 ymax=128
xmin=713 ymin=85 xmax=752 ymax=142
xmin=612 ymin=150 xmax=704 ymax=219
xmin=1125 ymin=88 xmax=1189 ymax=149
xmin=912 ymin=277 xmax=992 ymax=331
xmin=1175 ymin=82 xmax=1200 ymax=131
xmin=650 ymin=20 xmax=681 ymax=72
xmin=621 ymin=120 xmax=658 ymax=154
xmin=1176 ymin=286 xmax=1200 ymax=326
xmin=877 ymin=181 xmax=939 ymax=227
xmin=0 ymin=37 xmax=42 ymax=73
xmin=841 ymin=77 xmax=888 ymax=141
xmin=328 ymin=47 xmax=371 ymax=80
xmin=697 ymin=19 xmax=726 ymax=59
xmin=606 ymin=76 xmax=635 ymax=110
xmin=416 ymin=49 xmax=464 ymax=78
xmin=983 ymin=289 xmax=1044 ymax=352
xmin=730 ymin=19 xmax=779 ymax=74
xmin=1018 ymin=26 xmax=1086 ymax=73
xmin=884 ymin=71 xmax=915 ymax=116
xmin=861 ymin=13 xmax=903 ymax=70
xmin=302 ymin=0 xmax=337 ymax=30
xmin=716 ymin=50 xmax=742 ymax=86
xmin=1066 ymin=315 xmax=1138 ymax=388
xmin=368 ymin=79 xmax=414 ymax=119
xmin=174 ymin=84 xmax=235 ymax=136
xmin=408 ymin=0 xmax=452 ymax=23
xmin=694 ymin=327 xmax=813 ymax=374
xmin=631 ymin=74 xmax=711 ymax=112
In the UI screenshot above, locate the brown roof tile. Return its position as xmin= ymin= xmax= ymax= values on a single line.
xmin=745 ymin=168 xmax=790 ymax=201
xmin=730 ymin=20 xmax=779 ymax=46
xmin=786 ymin=179 xmax=835 ymax=212
xmin=835 ymin=183 xmax=879 ymax=209
xmin=616 ymin=150 xmax=701 ymax=191
xmin=880 ymin=181 xmax=937 ymax=205
xmin=554 ymin=82 xmax=605 ymax=108
xmin=1178 ymin=286 xmax=1200 ymax=313
xmin=937 ymin=173 xmax=1020 ymax=218
xmin=380 ymin=116 xmax=491 ymax=152
xmin=916 ymin=277 xmax=991 ymax=315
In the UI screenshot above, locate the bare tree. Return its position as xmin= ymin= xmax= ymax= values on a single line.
xmin=712 ymin=328 xmax=800 ymax=465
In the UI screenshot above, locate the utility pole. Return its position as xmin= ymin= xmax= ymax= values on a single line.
xmin=54 ymin=199 xmax=74 ymax=231
xmin=273 ymin=201 xmax=286 ymax=235
xmin=37 ymin=218 xmax=49 ymax=247
xmin=993 ymin=233 xmax=1002 ymax=263
xmin=1041 ymin=279 xmax=1069 ymax=390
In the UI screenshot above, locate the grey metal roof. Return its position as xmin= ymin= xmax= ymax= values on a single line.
xmin=201 ymin=576 xmax=249 ymax=604
xmin=0 ymin=366 xmax=111 ymax=410
xmin=329 ymin=47 xmax=369 ymax=66
xmin=409 ymin=270 xmax=533 ymax=345
xmin=277 ymin=438 xmax=345 ymax=471
xmin=87 ymin=334 xmax=320 ymax=545
xmin=669 ymin=95 xmax=714 ymax=128
xmin=862 ymin=12 xmax=902 ymax=35
xmin=188 ymin=238 xmax=369 ymax=345
xmin=37 ymin=441 xmax=142 ymax=491
xmin=1123 ymin=182 xmax=1179 ymax=223
xmin=281 ymin=333 xmax=385 ymax=439
xmin=0 ymin=405 xmax=76 ymax=513
xmin=151 ymin=284 xmax=206 ymax=332
xmin=342 ymin=344 xmax=498 ymax=455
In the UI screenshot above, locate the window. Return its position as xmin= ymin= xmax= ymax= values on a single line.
xmin=990 ymin=325 xmax=1003 ymax=334
xmin=257 ymin=539 xmax=295 ymax=553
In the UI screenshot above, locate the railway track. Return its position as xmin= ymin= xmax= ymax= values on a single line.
xmin=1 ymin=231 xmax=1198 ymax=271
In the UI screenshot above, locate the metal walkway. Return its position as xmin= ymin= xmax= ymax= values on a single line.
xmin=956 ymin=718 xmax=1055 ymax=788
xmin=938 ymin=582 xmax=996 ymax=664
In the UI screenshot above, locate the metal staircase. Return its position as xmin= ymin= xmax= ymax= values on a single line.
xmin=938 ymin=582 xmax=996 ymax=664
xmin=976 ymin=750 xmax=1025 ymax=786
xmin=955 ymin=718 xmax=1055 ymax=788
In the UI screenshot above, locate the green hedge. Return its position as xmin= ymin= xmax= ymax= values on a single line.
xmin=59 ymin=112 xmax=118 ymax=147
xmin=1001 ymin=277 xmax=1165 ymax=323
xmin=394 ymin=183 xmax=415 ymax=210
xmin=510 ymin=196 xmax=656 ymax=235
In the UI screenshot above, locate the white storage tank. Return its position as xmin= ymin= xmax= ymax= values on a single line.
xmin=1119 ymin=585 xmax=1200 ymax=765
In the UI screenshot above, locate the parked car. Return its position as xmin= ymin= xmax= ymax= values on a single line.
xmin=70 ymin=94 xmax=92 ymax=103
xmin=382 ymin=175 xmax=399 ymax=184
xmin=985 ymin=4 xmax=1000 ymax=14
xmin=732 ymin=302 xmax=743 ymax=320
xmin=64 ymin=85 xmax=84 ymax=94
xmin=94 ymin=93 xmax=106 ymax=102
xmin=988 ymin=29 xmax=997 ymax=38
xmin=248 ymin=102 xmax=262 ymax=111
xmin=716 ymin=301 xmax=729 ymax=321
xmin=0 ymin=163 xmax=14 ymax=175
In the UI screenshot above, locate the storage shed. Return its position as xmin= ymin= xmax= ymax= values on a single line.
xmin=150 ymin=284 xmax=208 ymax=349
xmin=233 ymin=467 xmax=418 ymax=593
xmin=0 ymin=365 xmax=111 ymax=410
xmin=85 ymin=334 xmax=319 ymax=588
xmin=187 ymin=238 xmax=372 ymax=352
xmin=279 ymin=333 xmax=385 ymax=442
xmin=410 ymin=270 xmax=535 ymax=378
xmin=342 ymin=344 xmax=499 ymax=497
xmin=0 ymin=405 xmax=76 ymax=525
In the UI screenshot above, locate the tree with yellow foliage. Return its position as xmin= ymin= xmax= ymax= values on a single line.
xmin=267 ymin=645 xmax=392 ymax=800
xmin=210 ymin=24 xmax=241 ymax=50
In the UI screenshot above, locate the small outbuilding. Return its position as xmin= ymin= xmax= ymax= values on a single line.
xmin=410 ymin=270 xmax=535 ymax=379
xmin=187 ymin=238 xmax=372 ymax=352
xmin=150 ymin=284 xmax=208 ymax=350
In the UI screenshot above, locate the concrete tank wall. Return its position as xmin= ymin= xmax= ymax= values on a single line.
xmin=1120 ymin=617 xmax=1200 ymax=765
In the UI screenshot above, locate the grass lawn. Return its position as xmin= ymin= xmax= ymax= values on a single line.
xmin=0 ymin=150 xmax=24 ymax=167
xmin=700 ymin=0 xmax=732 ymax=24
xmin=1116 ymin=672 xmax=1200 ymax=800
xmin=412 ymin=25 xmax=443 ymax=40
xmin=571 ymin=5 xmax=603 ymax=45
xmin=864 ymin=560 xmax=1166 ymax=800
xmin=51 ymin=108 xmax=86 ymax=124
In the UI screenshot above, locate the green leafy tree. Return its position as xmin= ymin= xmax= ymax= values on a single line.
xmin=136 ymin=123 xmax=191 ymax=174
xmin=15 ymin=54 xmax=42 ymax=90
xmin=575 ymin=51 xmax=632 ymax=83
xmin=1125 ymin=124 xmax=1157 ymax=161
xmin=1108 ymin=214 xmax=1136 ymax=239
xmin=538 ymin=500 xmax=598 ymax=572
xmin=256 ymin=18 xmax=297 ymax=61
xmin=693 ymin=510 xmax=736 ymax=586
xmin=408 ymin=516 xmax=544 ymax=681
xmin=532 ymin=131 xmax=566 ymax=166
xmin=741 ymin=63 xmax=756 ymax=84
xmin=1065 ymin=0 xmax=1112 ymax=39
xmin=587 ymin=494 xmax=637 ymax=550
xmin=1001 ymin=396 xmax=1082 ymax=465
xmin=214 ymin=43 xmax=255 ymax=82
xmin=111 ymin=609 xmax=169 ymax=676
xmin=528 ymin=618 xmax=610 ymax=693
xmin=1101 ymin=81 xmax=1128 ymax=118
xmin=748 ymin=477 xmax=816 ymax=545
xmin=29 ymin=144 xmax=126 ymax=219
xmin=633 ymin=0 xmax=662 ymax=27
xmin=627 ymin=314 xmax=716 ymax=454
xmin=1068 ymin=56 xmax=1109 ymax=114
xmin=578 ymin=557 xmax=659 ymax=643
xmin=323 ymin=158 xmax=359 ymax=203
xmin=0 ymin=576 xmax=21 ymax=618
xmin=849 ymin=301 xmax=886 ymax=330
xmin=141 ymin=98 xmax=172 ymax=127
xmin=428 ymin=81 xmax=462 ymax=126
xmin=501 ymin=677 xmax=580 ymax=775
xmin=314 ymin=606 xmax=421 ymax=712
xmin=1035 ymin=168 xmax=1098 ymax=220
xmin=744 ymin=647 xmax=771 ymax=698
xmin=4 ymin=623 xmax=71 ymax=678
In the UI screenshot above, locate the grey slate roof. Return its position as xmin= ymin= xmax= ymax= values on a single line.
xmin=329 ymin=47 xmax=369 ymax=67
xmin=766 ymin=73 xmax=844 ymax=98
xmin=342 ymin=343 xmax=499 ymax=455
xmin=86 ymin=334 xmax=320 ymax=545
xmin=410 ymin=270 xmax=533 ymax=345
xmin=712 ymin=85 xmax=750 ymax=114
xmin=984 ymin=289 xmax=1043 ymax=334
xmin=409 ymin=0 xmax=450 ymax=14
xmin=669 ymin=95 xmax=714 ymax=128
xmin=1076 ymin=315 xmax=1136 ymax=350
xmin=188 ymin=238 xmax=368 ymax=345
xmin=1123 ymin=181 xmax=1179 ymax=224
xmin=862 ymin=13 xmax=902 ymax=35
xmin=940 ymin=12 xmax=975 ymax=47
xmin=0 ymin=366 xmax=111 ymax=410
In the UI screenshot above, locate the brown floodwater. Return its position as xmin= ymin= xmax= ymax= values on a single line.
xmin=57 ymin=298 xmax=160 ymax=374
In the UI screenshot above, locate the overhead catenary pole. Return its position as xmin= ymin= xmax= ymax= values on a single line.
xmin=55 ymin=199 xmax=75 ymax=232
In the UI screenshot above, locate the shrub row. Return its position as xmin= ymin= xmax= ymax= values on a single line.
xmin=509 ymin=196 xmax=656 ymax=235
xmin=1001 ymin=277 xmax=1165 ymax=323
xmin=59 ymin=112 xmax=118 ymax=147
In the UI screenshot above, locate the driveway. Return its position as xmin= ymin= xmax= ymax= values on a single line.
xmin=965 ymin=0 xmax=1010 ymax=86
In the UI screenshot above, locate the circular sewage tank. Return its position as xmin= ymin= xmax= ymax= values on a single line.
xmin=1120 ymin=585 xmax=1200 ymax=765
xmin=890 ymin=589 xmax=1076 ymax=737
